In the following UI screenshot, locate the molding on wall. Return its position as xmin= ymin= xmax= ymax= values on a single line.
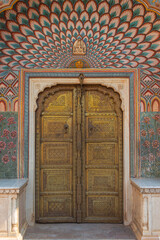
xmin=0 ymin=179 xmax=28 ymax=194
xmin=131 ymin=178 xmax=160 ymax=194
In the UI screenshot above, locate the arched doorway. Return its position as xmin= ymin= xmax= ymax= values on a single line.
xmin=35 ymin=84 xmax=123 ymax=223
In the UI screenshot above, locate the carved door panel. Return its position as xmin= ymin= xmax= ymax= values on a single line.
xmin=82 ymin=87 xmax=123 ymax=223
xmin=36 ymin=85 xmax=123 ymax=223
xmin=36 ymin=87 xmax=77 ymax=222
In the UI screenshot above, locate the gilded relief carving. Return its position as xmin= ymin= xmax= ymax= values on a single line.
xmin=73 ymin=39 xmax=86 ymax=55
xmin=87 ymin=116 xmax=117 ymax=139
xmin=43 ymin=91 xmax=73 ymax=113
xmin=87 ymin=143 xmax=116 ymax=165
xmin=41 ymin=143 xmax=71 ymax=165
xmin=87 ymin=169 xmax=117 ymax=192
xmin=88 ymin=197 xmax=116 ymax=217
xmin=42 ymin=169 xmax=71 ymax=192
xmin=42 ymin=196 xmax=72 ymax=217
xmin=42 ymin=116 xmax=72 ymax=139
xmin=86 ymin=91 xmax=115 ymax=112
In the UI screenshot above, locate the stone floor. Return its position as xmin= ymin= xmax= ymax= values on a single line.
xmin=24 ymin=223 xmax=137 ymax=240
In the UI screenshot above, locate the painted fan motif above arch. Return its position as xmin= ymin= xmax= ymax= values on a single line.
xmin=0 ymin=0 xmax=159 ymax=81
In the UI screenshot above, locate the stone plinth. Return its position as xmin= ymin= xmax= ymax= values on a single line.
xmin=0 ymin=179 xmax=28 ymax=240
xmin=131 ymin=178 xmax=160 ymax=240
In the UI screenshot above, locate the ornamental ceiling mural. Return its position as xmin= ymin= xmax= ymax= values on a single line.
xmin=0 ymin=0 xmax=159 ymax=80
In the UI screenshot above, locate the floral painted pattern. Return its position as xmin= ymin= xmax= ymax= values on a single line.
xmin=0 ymin=112 xmax=17 ymax=178
xmin=0 ymin=141 xmax=6 ymax=150
xmin=141 ymin=112 xmax=160 ymax=177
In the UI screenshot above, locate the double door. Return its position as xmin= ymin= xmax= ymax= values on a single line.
xmin=35 ymin=85 xmax=123 ymax=223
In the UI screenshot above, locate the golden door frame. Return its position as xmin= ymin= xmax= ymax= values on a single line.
xmin=35 ymin=84 xmax=123 ymax=223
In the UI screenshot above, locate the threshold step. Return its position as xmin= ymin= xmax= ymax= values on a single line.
xmin=24 ymin=223 xmax=137 ymax=240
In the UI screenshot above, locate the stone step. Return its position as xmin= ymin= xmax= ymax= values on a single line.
xmin=24 ymin=223 xmax=137 ymax=240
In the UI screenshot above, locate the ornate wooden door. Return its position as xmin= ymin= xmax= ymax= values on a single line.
xmin=35 ymin=85 xmax=123 ymax=223
xmin=81 ymin=86 xmax=123 ymax=223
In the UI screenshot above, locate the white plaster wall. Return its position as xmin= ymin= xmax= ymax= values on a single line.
xmin=26 ymin=77 xmax=131 ymax=225
xmin=0 ymin=196 xmax=8 ymax=232
xmin=19 ymin=188 xmax=26 ymax=232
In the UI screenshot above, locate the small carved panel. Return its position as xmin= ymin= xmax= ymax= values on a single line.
xmin=42 ymin=116 xmax=72 ymax=139
xmin=86 ymin=116 xmax=117 ymax=139
xmin=87 ymin=196 xmax=117 ymax=217
xmin=43 ymin=91 xmax=73 ymax=113
xmin=41 ymin=195 xmax=72 ymax=217
xmin=41 ymin=169 xmax=72 ymax=192
xmin=41 ymin=143 xmax=72 ymax=165
xmin=86 ymin=91 xmax=115 ymax=112
xmin=87 ymin=169 xmax=118 ymax=192
xmin=86 ymin=143 xmax=117 ymax=165
xmin=73 ymin=39 xmax=86 ymax=55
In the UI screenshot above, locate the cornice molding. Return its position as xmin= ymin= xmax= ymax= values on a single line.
xmin=0 ymin=179 xmax=28 ymax=194
xmin=140 ymin=188 xmax=160 ymax=194
xmin=131 ymin=179 xmax=160 ymax=194
xmin=0 ymin=189 xmax=20 ymax=194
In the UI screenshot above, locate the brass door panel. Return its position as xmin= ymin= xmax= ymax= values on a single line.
xmin=41 ymin=169 xmax=72 ymax=192
xmin=82 ymin=87 xmax=123 ymax=223
xmin=36 ymin=85 xmax=123 ymax=223
xmin=86 ymin=196 xmax=119 ymax=218
xmin=40 ymin=195 xmax=73 ymax=219
xmin=86 ymin=90 xmax=115 ymax=113
xmin=86 ymin=115 xmax=117 ymax=140
xmin=86 ymin=169 xmax=118 ymax=193
xmin=86 ymin=143 xmax=118 ymax=165
xmin=36 ymin=87 xmax=77 ymax=223
xmin=41 ymin=142 xmax=72 ymax=165
xmin=43 ymin=91 xmax=73 ymax=113
xmin=41 ymin=116 xmax=72 ymax=140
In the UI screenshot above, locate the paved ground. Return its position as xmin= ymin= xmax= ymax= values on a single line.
xmin=24 ymin=223 xmax=137 ymax=240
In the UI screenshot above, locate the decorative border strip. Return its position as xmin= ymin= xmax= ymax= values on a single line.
xmin=0 ymin=179 xmax=28 ymax=194
xmin=0 ymin=0 xmax=18 ymax=13
xmin=137 ymin=0 xmax=160 ymax=15
xmin=19 ymin=68 xmax=139 ymax=178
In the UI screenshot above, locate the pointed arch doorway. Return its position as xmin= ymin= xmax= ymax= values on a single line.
xmin=35 ymin=83 xmax=123 ymax=223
